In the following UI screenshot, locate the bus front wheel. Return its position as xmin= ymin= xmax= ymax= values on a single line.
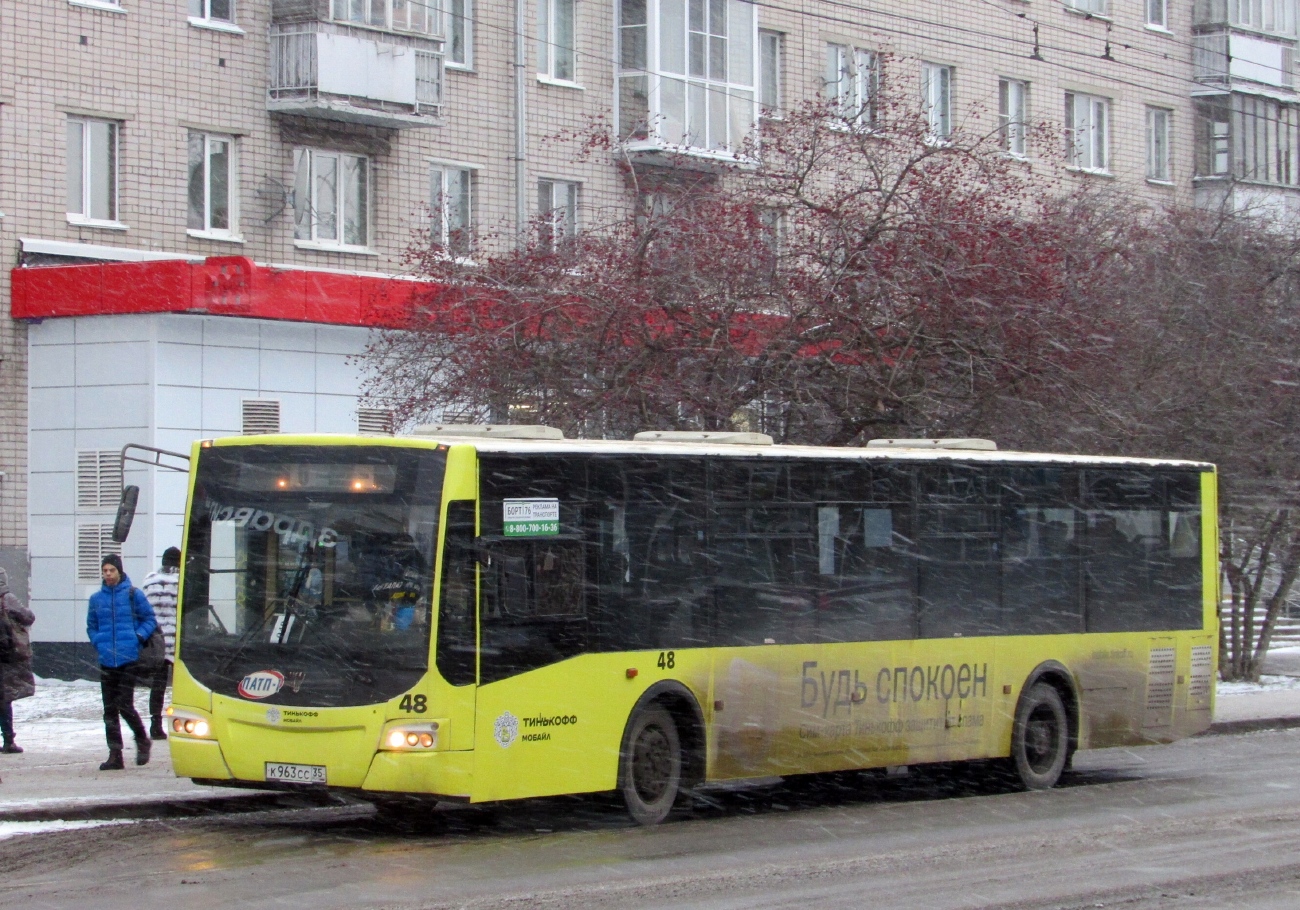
xmin=1009 ymin=682 xmax=1070 ymax=790
xmin=620 ymin=705 xmax=682 ymax=826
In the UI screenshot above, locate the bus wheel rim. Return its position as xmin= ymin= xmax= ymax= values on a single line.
xmin=1025 ymin=706 xmax=1059 ymax=773
xmin=632 ymin=725 xmax=671 ymax=803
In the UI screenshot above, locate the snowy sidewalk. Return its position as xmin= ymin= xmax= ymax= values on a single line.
xmin=3 ymin=669 xmax=1300 ymax=824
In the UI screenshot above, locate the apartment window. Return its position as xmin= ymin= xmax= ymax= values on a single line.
xmin=1195 ymin=100 xmax=1231 ymax=176
xmin=1064 ymin=0 xmax=1109 ymax=14
xmin=825 ymin=45 xmax=877 ymax=126
xmin=759 ymin=30 xmax=782 ymax=114
xmin=1146 ymin=107 xmax=1171 ymax=181
xmin=189 ymin=0 xmax=235 ymax=24
xmin=1065 ymin=92 xmax=1109 ymax=171
xmin=999 ymin=78 xmax=1028 ymax=156
xmin=1145 ymin=0 xmax=1166 ymax=27
xmin=431 ymin=164 xmax=472 ymax=256
xmin=77 ymin=524 xmax=118 ymax=581
xmin=77 ymin=450 xmax=123 ymax=509
xmin=1196 ymin=94 xmax=1300 ymax=185
xmin=617 ymin=0 xmax=758 ymax=154
xmin=242 ymin=399 xmax=281 ymax=435
xmin=538 ymin=0 xmax=576 ymax=81
xmin=921 ymin=63 xmax=953 ymax=140
xmin=538 ymin=179 xmax=579 ymax=249
xmin=331 ymin=0 xmax=439 ymax=36
xmin=67 ymin=117 xmax=119 ymax=225
xmin=293 ymin=149 xmax=369 ymax=249
xmin=448 ymin=0 xmax=472 ymax=66
xmin=1196 ymin=0 xmax=1296 ymax=35
xmin=187 ymin=132 xmax=237 ymax=236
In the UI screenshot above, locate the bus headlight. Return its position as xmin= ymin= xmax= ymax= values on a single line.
xmin=380 ymin=722 xmax=439 ymax=751
xmin=167 ymin=707 xmax=214 ymax=739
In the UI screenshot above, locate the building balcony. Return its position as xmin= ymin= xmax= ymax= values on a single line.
xmin=1194 ymin=30 xmax=1295 ymax=90
xmin=268 ymin=21 xmax=444 ymax=129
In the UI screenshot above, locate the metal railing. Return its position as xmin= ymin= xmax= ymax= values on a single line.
xmin=1194 ymin=32 xmax=1232 ymax=82
xmin=270 ymin=27 xmax=318 ymax=96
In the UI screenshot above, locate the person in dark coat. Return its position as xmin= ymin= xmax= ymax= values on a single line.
xmin=87 ymin=554 xmax=157 ymax=770
xmin=0 ymin=567 xmax=36 ymax=756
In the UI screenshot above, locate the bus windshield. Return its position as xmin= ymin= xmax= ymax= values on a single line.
xmin=179 ymin=444 xmax=446 ymax=707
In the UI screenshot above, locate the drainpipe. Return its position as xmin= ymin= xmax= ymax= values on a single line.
xmin=513 ymin=0 xmax=528 ymax=245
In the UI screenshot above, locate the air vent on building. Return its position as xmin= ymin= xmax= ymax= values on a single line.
xmin=242 ymin=399 xmax=281 ymax=435
xmin=76 ymin=523 xmax=118 ymax=580
xmin=76 ymin=450 xmax=123 ymax=509
xmin=357 ymin=407 xmax=396 ymax=436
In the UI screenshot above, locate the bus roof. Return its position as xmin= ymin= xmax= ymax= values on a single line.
xmin=208 ymin=433 xmax=1215 ymax=471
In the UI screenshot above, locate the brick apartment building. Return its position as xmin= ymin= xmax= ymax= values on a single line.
xmin=0 ymin=0 xmax=1296 ymax=670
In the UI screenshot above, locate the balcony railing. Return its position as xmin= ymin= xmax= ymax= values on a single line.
xmin=1193 ymin=30 xmax=1294 ymax=88
xmin=269 ymin=22 xmax=444 ymax=128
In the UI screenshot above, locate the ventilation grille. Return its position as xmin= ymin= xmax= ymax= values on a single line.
xmin=357 ymin=407 xmax=395 ymax=436
xmin=77 ymin=524 xmax=117 ymax=580
xmin=1145 ymin=647 xmax=1177 ymax=712
xmin=242 ymin=399 xmax=281 ymax=435
xmin=1188 ymin=644 xmax=1214 ymax=709
xmin=76 ymin=450 xmax=122 ymax=509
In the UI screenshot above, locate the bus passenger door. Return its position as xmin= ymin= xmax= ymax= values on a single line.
xmin=433 ymin=501 xmax=479 ymax=752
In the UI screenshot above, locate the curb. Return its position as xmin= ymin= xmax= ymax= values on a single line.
xmin=1202 ymin=716 xmax=1300 ymax=736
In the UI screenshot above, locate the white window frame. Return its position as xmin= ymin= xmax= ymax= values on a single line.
xmin=538 ymin=179 xmax=579 ymax=249
xmin=330 ymin=0 xmax=441 ymax=37
xmin=825 ymin=44 xmax=877 ymax=127
xmin=921 ymin=62 xmax=953 ymax=140
xmin=188 ymin=0 xmax=240 ymax=30
xmin=1064 ymin=0 xmax=1109 ymax=15
xmin=1146 ymin=107 xmax=1172 ymax=182
xmin=616 ymin=0 xmax=758 ymax=156
xmin=1065 ymin=92 xmax=1109 ymax=172
xmin=293 ymin=148 xmax=370 ymax=251
xmin=538 ymin=0 xmax=576 ymax=83
xmin=999 ymin=78 xmax=1028 ymax=157
xmin=187 ymin=132 xmax=240 ymax=240
xmin=66 ymin=117 xmax=122 ymax=228
xmin=430 ymin=163 xmax=473 ymax=257
xmin=1145 ymin=0 xmax=1167 ymax=28
xmin=759 ymin=29 xmax=782 ymax=115
xmin=447 ymin=0 xmax=473 ymax=68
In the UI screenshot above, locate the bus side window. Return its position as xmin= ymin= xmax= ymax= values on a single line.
xmin=435 ymin=500 xmax=477 ymax=686
xmin=480 ymin=539 xmax=588 ymax=683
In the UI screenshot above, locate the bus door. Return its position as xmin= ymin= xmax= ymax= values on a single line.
xmin=433 ymin=501 xmax=479 ymax=751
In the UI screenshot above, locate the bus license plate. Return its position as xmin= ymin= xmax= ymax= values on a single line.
xmin=265 ymin=762 xmax=326 ymax=785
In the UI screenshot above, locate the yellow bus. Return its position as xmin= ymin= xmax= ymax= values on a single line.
xmin=166 ymin=427 xmax=1217 ymax=824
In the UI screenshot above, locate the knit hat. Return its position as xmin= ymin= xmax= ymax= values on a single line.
xmin=101 ymin=553 xmax=125 ymax=576
xmin=162 ymin=547 xmax=181 ymax=569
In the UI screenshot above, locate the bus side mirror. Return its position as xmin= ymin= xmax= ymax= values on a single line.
xmin=112 ymin=485 xmax=140 ymax=543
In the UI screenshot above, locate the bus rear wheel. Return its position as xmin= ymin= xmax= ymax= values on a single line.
xmin=620 ymin=705 xmax=682 ymax=826
xmin=1009 ymin=682 xmax=1070 ymax=790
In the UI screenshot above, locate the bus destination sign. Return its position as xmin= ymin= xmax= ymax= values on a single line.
xmin=503 ymin=498 xmax=560 ymax=537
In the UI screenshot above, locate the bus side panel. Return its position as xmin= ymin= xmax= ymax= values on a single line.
xmin=468 ymin=651 xmax=711 ymax=803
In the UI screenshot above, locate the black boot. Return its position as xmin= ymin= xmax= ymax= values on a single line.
xmin=150 ymin=717 xmax=168 ymax=741
xmin=100 ymin=750 xmax=125 ymax=771
xmin=1 ymin=741 xmax=22 ymax=754
xmin=135 ymin=737 xmax=151 ymax=766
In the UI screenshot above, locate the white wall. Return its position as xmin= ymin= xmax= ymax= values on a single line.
xmin=28 ymin=313 xmax=375 ymax=643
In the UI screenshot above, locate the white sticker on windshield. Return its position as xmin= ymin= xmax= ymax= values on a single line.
xmin=503 ymin=499 xmax=559 ymax=537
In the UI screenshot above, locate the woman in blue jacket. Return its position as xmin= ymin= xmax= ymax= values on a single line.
xmin=87 ymin=554 xmax=157 ymax=770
